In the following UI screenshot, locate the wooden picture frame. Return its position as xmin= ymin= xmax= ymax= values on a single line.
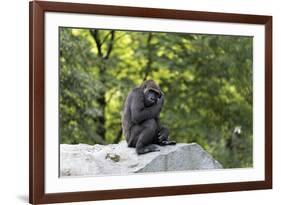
xmin=29 ymin=1 xmax=272 ymax=204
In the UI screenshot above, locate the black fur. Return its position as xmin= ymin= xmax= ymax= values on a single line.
xmin=122 ymin=80 xmax=176 ymax=154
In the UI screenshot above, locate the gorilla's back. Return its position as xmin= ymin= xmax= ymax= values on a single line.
xmin=122 ymin=87 xmax=141 ymax=142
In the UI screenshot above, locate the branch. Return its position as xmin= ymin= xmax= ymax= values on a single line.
xmin=114 ymin=33 xmax=128 ymax=42
xmin=101 ymin=31 xmax=112 ymax=45
xmin=90 ymin=29 xmax=103 ymax=57
xmin=104 ymin=31 xmax=115 ymax=59
xmin=143 ymin=32 xmax=153 ymax=81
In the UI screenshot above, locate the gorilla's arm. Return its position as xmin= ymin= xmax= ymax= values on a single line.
xmin=130 ymin=91 xmax=163 ymax=124
xmin=155 ymin=117 xmax=176 ymax=146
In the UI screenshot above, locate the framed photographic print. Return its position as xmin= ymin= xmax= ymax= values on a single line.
xmin=29 ymin=1 xmax=272 ymax=204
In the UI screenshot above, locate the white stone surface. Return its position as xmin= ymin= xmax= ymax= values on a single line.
xmin=60 ymin=141 xmax=222 ymax=177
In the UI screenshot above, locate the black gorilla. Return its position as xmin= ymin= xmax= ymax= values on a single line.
xmin=122 ymin=80 xmax=176 ymax=154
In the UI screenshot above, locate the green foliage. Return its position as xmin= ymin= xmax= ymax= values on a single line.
xmin=59 ymin=27 xmax=253 ymax=168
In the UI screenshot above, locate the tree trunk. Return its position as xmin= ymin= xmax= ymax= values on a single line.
xmin=143 ymin=33 xmax=153 ymax=81
xmin=113 ymin=127 xmax=123 ymax=143
xmin=90 ymin=30 xmax=115 ymax=141
xmin=96 ymin=67 xmax=106 ymax=140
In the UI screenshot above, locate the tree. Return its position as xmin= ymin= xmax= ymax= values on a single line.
xmin=89 ymin=29 xmax=115 ymax=141
xmin=59 ymin=28 xmax=253 ymax=168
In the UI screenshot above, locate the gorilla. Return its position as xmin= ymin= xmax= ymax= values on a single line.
xmin=122 ymin=80 xmax=176 ymax=154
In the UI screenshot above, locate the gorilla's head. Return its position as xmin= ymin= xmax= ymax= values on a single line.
xmin=141 ymin=80 xmax=163 ymax=107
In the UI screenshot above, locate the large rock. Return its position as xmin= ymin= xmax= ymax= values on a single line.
xmin=60 ymin=141 xmax=222 ymax=177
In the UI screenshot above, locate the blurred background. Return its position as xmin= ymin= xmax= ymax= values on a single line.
xmin=59 ymin=27 xmax=253 ymax=168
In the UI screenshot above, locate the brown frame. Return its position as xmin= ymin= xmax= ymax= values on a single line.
xmin=29 ymin=1 xmax=272 ymax=204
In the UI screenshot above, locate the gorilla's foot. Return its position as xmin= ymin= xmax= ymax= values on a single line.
xmin=159 ymin=140 xmax=177 ymax=146
xmin=136 ymin=144 xmax=160 ymax=155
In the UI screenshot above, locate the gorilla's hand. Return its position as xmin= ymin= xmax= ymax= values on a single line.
xmin=157 ymin=127 xmax=176 ymax=146
xmin=158 ymin=93 xmax=164 ymax=104
xmin=155 ymin=94 xmax=164 ymax=109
